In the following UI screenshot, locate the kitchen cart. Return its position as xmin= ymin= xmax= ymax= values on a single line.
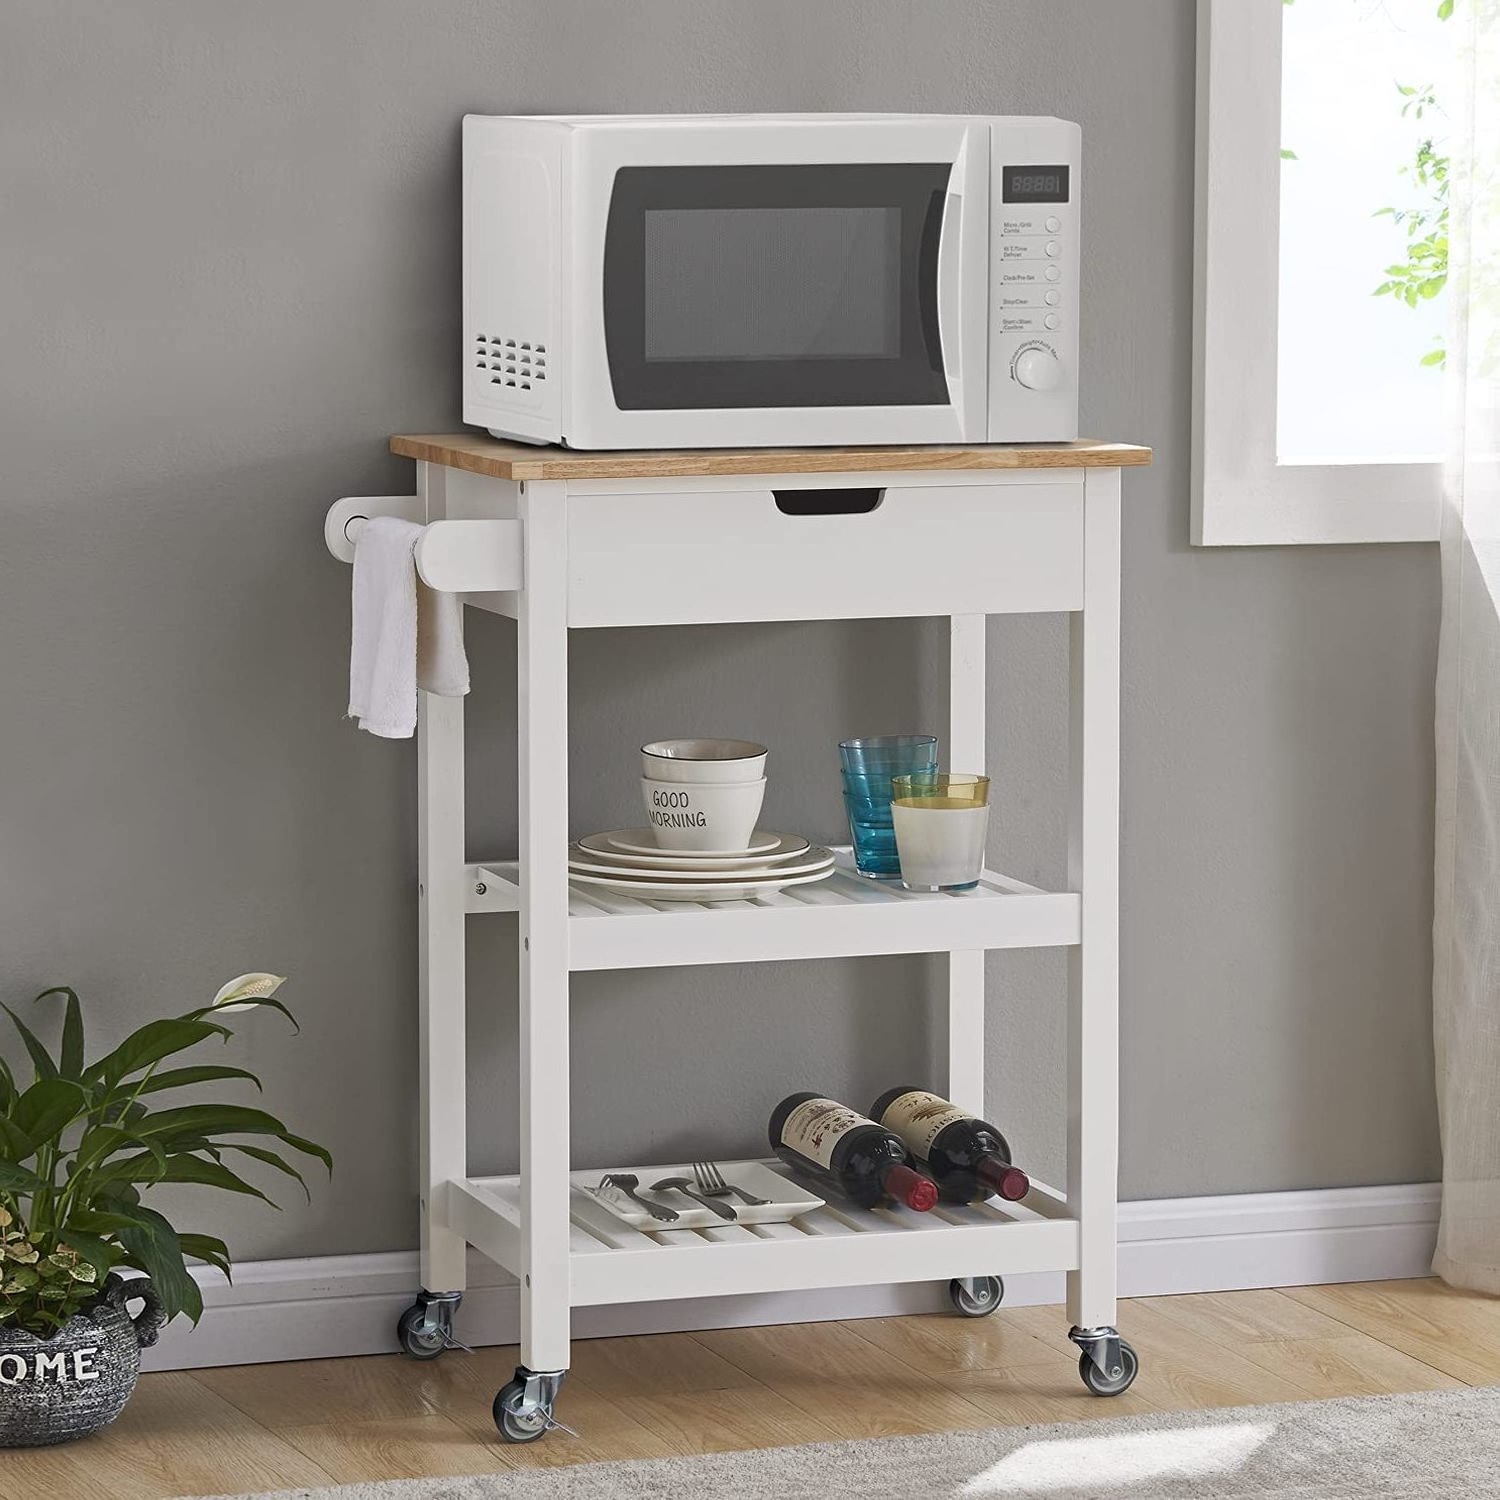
xmin=326 ymin=434 xmax=1151 ymax=1440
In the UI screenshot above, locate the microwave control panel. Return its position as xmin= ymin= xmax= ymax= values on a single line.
xmin=988 ymin=126 xmax=1080 ymax=441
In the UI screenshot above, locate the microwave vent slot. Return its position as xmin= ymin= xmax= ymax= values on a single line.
xmin=475 ymin=332 xmax=549 ymax=387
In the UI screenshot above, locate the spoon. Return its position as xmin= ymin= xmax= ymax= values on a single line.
xmin=651 ymin=1176 xmax=738 ymax=1221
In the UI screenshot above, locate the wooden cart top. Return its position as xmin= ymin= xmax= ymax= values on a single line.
xmin=390 ymin=434 xmax=1153 ymax=483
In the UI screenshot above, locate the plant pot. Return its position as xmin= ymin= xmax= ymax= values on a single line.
xmin=0 ymin=1275 xmax=165 ymax=1447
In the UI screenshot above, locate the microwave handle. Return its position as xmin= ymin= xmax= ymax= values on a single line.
xmin=934 ymin=179 xmax=964 ymax=401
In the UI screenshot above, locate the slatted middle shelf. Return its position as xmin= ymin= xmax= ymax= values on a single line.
xmin=465 ymin=854 xmax=1078 ymax=970
xmin=448 ymin=1161 xmax=1079 ymax=1307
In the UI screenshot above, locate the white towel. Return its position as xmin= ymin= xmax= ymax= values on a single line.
xmin=347 ymin=516 xmax=470 ymax=738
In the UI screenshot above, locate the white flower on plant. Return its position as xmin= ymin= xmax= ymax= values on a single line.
xmin=210 ymin=973 xmax=287 ymax=1013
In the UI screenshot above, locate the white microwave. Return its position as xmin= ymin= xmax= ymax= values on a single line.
xmin=462 ymin=113 xmax=1080 ymax=449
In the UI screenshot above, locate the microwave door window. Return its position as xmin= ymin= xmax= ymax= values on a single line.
xmin=645 ymin=206 xmax=900 ymax=362
xmin=603 ymin=164 xmax=951 ymax=410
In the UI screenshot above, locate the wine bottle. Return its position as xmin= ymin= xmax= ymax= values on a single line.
xmin=768 ymin=1092 xmax=939 ymax=1211
xmin=869 ymin=1086 xmax=1030 ymax=1205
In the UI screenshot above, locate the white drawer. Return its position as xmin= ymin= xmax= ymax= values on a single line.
xmin=565 ymin=477 xmax=1084 ymax=627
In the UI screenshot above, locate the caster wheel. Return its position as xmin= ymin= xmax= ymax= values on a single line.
xmin=949 ymin=1276 xmax=1005 ymax=1317
xmin=396 ymin=1303 xmax=447 ymax=1360
xmin=494 ymin=1379 xmax=551 ymax=1444
xmin=1079 ymin=1339 xmax=1138 ymax=1396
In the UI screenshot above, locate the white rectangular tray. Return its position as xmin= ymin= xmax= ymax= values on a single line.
xmin=576 ymin=1160 xmax=824 ymax=1231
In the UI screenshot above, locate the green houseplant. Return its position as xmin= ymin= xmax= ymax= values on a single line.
xmin=0 ymin=973 xmax=330 ymax=1445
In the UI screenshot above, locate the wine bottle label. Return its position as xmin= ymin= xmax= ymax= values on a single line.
xmin=878 ymin=1091 xmax=972 ymax=1158
xmin=779 ymin=1097 xmax=869 ymax=1170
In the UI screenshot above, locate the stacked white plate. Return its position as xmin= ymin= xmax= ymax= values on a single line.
xmin=569 ymin=829 xmax=836 ymax=902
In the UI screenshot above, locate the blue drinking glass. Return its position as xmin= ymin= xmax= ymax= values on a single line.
xmin=838 ymin=735 xmax=940 ymax=777
xmin=838 ymin=736 xmax=939 ymax=878
xmin=843 ymin=788 xmax=904 ymax=878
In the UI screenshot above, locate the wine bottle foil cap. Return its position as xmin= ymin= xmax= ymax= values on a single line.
xmin=996 ymin=1165 xmax=1030 ymax=1201
xmin=977 ymin=1158 xmax=1032 ymax=1202
xmin=888 ymin=1163 xmax=939 ymax=1211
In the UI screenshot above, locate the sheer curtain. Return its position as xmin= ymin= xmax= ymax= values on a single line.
xmin=1433 ymin=0 xmax=1500 ymax=1292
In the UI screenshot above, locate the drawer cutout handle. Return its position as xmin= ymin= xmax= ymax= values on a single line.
xmin=773 ymin=487 xmax=885 ymax=517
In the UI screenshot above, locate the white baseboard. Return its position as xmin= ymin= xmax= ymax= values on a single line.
xmin=142 ymin=1182 xmax=1441 ymax=1373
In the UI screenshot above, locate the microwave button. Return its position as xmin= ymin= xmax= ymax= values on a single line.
xmin=1044 ymin=313 xmax=1061 ymax=330
xmin=1045 ymin=215 xmax=1061 ymax=232
xmin=1045 ymin=265 xmax=1061 ymax=282
xmin=1044 ymin=240 xmax=1059 ymax=258
xmin=1045 ymin=290 xmax=1061 ymax=306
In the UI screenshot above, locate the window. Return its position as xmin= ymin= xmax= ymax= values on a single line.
xmin=1193 ymin=0 xmax=1453 ymax=544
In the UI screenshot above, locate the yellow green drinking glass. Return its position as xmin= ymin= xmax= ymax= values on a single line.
xmin=889 ymin=774 xmax=991 ymax=892
xmin=889 ymin=773 xmax=990 ymax=809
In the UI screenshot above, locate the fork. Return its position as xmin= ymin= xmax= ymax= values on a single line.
xmin=599 ymin=1172 xmax=679 ymax=1223
xmin=693 ymin=1161 xmax=771 ymax=1207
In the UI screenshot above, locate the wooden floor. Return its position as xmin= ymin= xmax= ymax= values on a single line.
xmin=4 ymin=1278 xmax=1495 ymax=1498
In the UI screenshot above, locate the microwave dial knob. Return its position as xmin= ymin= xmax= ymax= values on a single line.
xmin=1015 ymin=348 xmax=1062 ymax=392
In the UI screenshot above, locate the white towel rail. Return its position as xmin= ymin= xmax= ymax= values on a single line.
xmin=325 ymin=495 xmax=523 ymax=594
xmin=324 ymin=495 xmax=423 ymax=563
xmin=415 ymin=519 xmax=524 ymax=594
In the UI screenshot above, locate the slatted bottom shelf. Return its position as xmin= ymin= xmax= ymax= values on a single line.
xmin=448 ymin=1160 xmax=1080 ymax=1307
xmin=468 ymin=852 xmax=1080 ymax=969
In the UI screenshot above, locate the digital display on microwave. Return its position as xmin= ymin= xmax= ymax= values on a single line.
xmin=1002 ymin=165 xmax=1070 ymax=203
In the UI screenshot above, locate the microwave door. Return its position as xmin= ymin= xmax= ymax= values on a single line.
xmin=601 ymin=162 xmax=953 ymax=419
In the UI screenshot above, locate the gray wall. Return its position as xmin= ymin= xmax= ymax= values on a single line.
xmin=2 ymin=0 xmax=1439 ymax=1263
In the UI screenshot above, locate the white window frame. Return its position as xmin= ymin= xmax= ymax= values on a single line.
xmin=1192 ymin=0 xmax=1443 ymax=546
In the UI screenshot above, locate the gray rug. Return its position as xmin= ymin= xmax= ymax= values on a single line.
xmin=183 ymin=1385 xmax=1500 ymax=1500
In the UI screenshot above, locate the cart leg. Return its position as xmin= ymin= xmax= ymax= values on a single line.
xmin=946 ymin=616 xmax=1006 ymax=1322
xmin=404 ymin=462 xmax=469 ymax=1356
xmin=1066 ymin=467 xmax=1124 ymax=1361
xmin=515 ymin=479 xmax=572 ymax=1403
xmin=946 ymin=615 xmax=987 ymax=1112
xmin=948 ymin=615 xmax=1008 ymax=1320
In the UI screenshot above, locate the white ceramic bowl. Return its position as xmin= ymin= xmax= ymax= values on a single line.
xmin=640 ymin=776 xmax=767 ymax=852
xmin=640 ymin=738 xmax=769 ymax=784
